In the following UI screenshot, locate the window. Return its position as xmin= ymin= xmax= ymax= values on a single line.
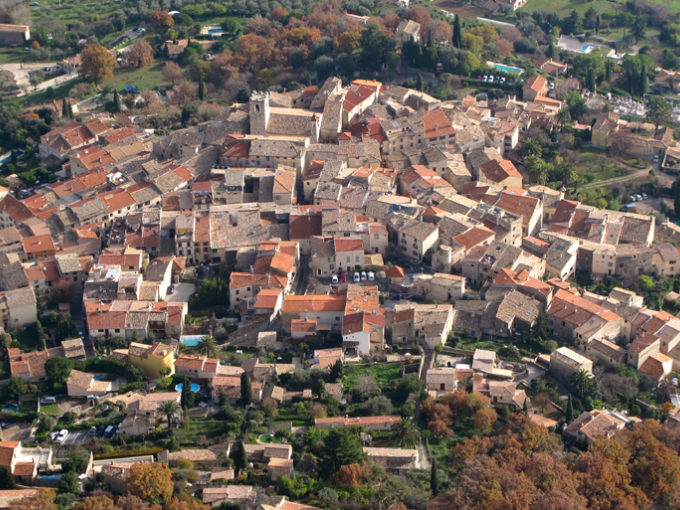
xmin=236 ymin=290 xmax=239 ymax=295
xmin=374 ymin=234 xmax=379 ymax=240
xmin=347 ymin=257 xmax=351 ymax=263
xmin=336 ymin=317 xmax=341 ymax=321
xmin=330 ymin=264 xmax=334 ymax=270
xmin=356 ymin=256 xmax=360 ymax=262
xmin=275 ymin=195 xmax=280 ymax=201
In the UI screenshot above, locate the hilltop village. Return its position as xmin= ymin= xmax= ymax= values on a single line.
xmin=0 ymin=73 xmax=677 ymax=510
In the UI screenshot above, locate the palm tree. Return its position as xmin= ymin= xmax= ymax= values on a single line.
xmin=160 ymin=401 xmax=180 ymax=428
xmin=556 ymin=108 xmax=572 ymax=129
xmin=558 ymin=161 xmax=577 ymax=188
xmin=520 ymin=138 xmax=542 ymax=158
xmin=391 ymin=417 xmax=421 ymax=448
xmin=569 ymin=369 xmax=592 ymax=400
xmin=524 ymin=155 xmax=547 ymax=186
xmin=197 ymin=336 xmax=217 ymax=358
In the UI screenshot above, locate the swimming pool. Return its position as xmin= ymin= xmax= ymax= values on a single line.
xmin=181 ymin=335 xmax=203 ymax=347
xmin=488 ymin=62 xmax=524 ymax=75
xmin=208 ymin=28 xmax=223 ymax=35
xmin=583 ymin=45 xmax=595 ymax=53
xmin=176 ymin=383 xmax=200 ymax=393
xmin=2 ymin=405 xmax=17 ymax=412
xmin=93 ymin=375 xmax=106 ymax=381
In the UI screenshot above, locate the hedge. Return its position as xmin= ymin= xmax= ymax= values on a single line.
xmin=93 ymin=447 xmax=163 ymax=460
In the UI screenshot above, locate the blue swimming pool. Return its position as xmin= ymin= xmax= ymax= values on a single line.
xmin=488 ymin=62 xmax=524 ymax=75
xmin=41 ymin=476 xmax=61 ymax=480
xmin=2 ymin=405 xmax=17 ymax=412
xmin=208 ymin=28 xmax=223 ymax=35
xmin=181 ymin=335 xmax=203 ymax=347
xmin=176 ymin=383 xmax=200 ymax=393
xmin=583 ymin=45 xmax=595 ymax=53
xmin=93 ymin=375 xmax=106 ymax=381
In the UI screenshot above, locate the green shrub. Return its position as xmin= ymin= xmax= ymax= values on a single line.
xmin=93 ymin=447 xmax=163 ymax=460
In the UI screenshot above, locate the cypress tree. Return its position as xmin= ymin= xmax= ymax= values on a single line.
xmin=639 ymin=64 xmax=648 ymax=96
xmin=453 ymin=15 xmax=462 ymax=48
xmin=113 ymin=89 xmax=122 ymax=113
xmin=233 ymin=441 xmax=247 ymax=475
xmin=198 ymin=75 xmax=205 ymax=100
xmin=66 ymin=101 xmax=73 ymax=119
xmin=595 ymin=15 xmax=601 ymax=34
xmin=430 ymin=461 xmax=438 ymax=496
xmin=565 ymin=395 xmax=574 ymax=424
xmin=62 ymin=97 xmax=68 ymax=118
xmin=674 ymin=177 xmax=680 ymax=215
xmin=180 ymin=375 xmax=193 ymax=408
xmin=605 ymin=60 xmax=612 ymax=81
xmin=416 ymin=73 xmax=424 ymax=91
xmin=586 ymin=67 xmax=596 ymax=92
xmin=523 ymin=397 xmax=528 ymax=416
xmin=10 ymin=150 xmax=16 ymax=165
xmin=546 ymin=42 xmax=554 ymax=60
xmin=241 ymin=372 xmax=253 ymax=405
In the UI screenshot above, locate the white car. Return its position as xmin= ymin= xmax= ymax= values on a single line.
xmin=353 ymin=272 xmax=361 ymax=283
xmin=482 ymin=76 xmax=488 ymax=82
xmin=500 ymin=77 xmax=505 ymax=83
xmin=642 ymin=193 xmax=648 ymax=200
xmin=549 ymin=82 xmax=555 ymax=90
xmin=55 ymin=429 xmax=68 ymax=443
xmin=653 ymin=155 xmax=659 ymax=163
xmin=361 ymin=271 xmax=367 ymax=281
xmin=331 ymin=274 xmax=338 ymax=284
xmin=368 ymin=271 xmax=375 ymax=281
xmin=630 ymin=195 xmax=636 ymax=202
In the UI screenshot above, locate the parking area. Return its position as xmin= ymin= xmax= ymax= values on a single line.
xmin=62 ymin=429 xmax=90 ymax=444
xmin=166 ymin=283 xmax=195 ymax=303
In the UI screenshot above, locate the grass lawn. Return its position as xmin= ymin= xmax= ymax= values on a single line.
xmin=344 ymin=362 xmax=405 ymax=391
xmin=0 ymin=48 xmax=33 ymax=65
xmin=102 ymin=62 xmax=165 ymax=91
xmin=522 ymin=0 xmax=623 ymax=17
xmin=5 ymin=78 xmax=83 ymax=108
xmin=15 ymin=328 xmax=40 ymax=351
xmin=574 ymin=147 xmax=625 ymax=181
xmin=174 ymin=419 xmax=226 ymax=441
xmin=40 ymin=403 xmax=60 ymax=414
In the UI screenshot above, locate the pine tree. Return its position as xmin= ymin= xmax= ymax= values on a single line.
xmin=565 ymin=395 xmax=574 ymax=423
xmin=198 ymin=75 xmax=205 ymax=100
xmin=430 ymin=461 xmax=438 ymax=496
xmin=241 ymin=372 xmax=253 ymax=405
xmin=233 ymin=441 xmax=247 ymax=475
xmin=453 ymin=15 xmax=462 ymax=48
xmin=113 ymin=89 xmax=122 ymax=113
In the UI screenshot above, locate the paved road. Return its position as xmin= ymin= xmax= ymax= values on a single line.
xmin=166 ymin=282 xmax=195 ymax=303
xmin=295 ymin=256 xmax=309 ymax=295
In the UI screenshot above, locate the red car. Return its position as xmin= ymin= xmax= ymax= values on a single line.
xmin=340 ymin=272 xmax=347 ymax=283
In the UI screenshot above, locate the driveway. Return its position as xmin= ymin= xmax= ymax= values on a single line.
xmin=166 ymin=283 xmax=195 ymax=303
xmin=0 ymin=62 xmax=58 ymax=88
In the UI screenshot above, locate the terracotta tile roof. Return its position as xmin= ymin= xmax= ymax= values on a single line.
xmin=0 ymin=442 xmax=19 ymax=469
xmin=282 ymin=295 xmax=347 ymax=313
xmin=67 ymin=369 xmax=93 ymax=389
xmin=12 ymin=462 xmax=34 ymax=476
xmin=524 ymin=75 xmax=547 ymax=92
xmin=628 ymin=332 xmax=659 ymax=354
xmin=453 ymin=226 xmax=494 ymax=250
xmin=175 ymin=354 xmax=207 ymax=371
xmin=22 ymin=234 xmax=54 ymax=254
xmin=343 ymin=85 xmax=375 ymax=112
xmin=385 ymin=265 xmax=405 ymax=279
xmin=254 ymin=289 xmax=282 ymax=309
xmin=479 ymin=159 xmax=522 ymax=183
xmin=334 ymin=237 xmax=364 ymax=252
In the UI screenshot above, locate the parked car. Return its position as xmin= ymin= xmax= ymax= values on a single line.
xmin=55 ymin=429 xmax=68 ymax=443
xmin=353 ymin=272 xmax=361 ymax=283
xmin=97 ymin=425 xmax=106 ymax=437
xmin=368 ymin=271 xmax=375 ymax=281
xmin=168 ymin=285 xmax=175 ymax=294
xmin=104 ymin=425 xmax=116 ymax=439
xmin=361 ymin=271 xmax=367 ymax=281
xmin=477 ymin=75 xmax=482 ymax=80
xmin=500 ymin=77 xmax=506 ymax=83
xmin=653 ymin=155 xmax=660 ymax=163
xmin=88 ymin=426 xmax=97 ymax=436
xmin=482 ymin=76 xmax=488 ymax=82
xmin=549 ymin=82 xmax=555 ymax=90
xmin=635 ymin=194 xmax=643 ymax=201
xmin=41 ymin=397 xmax=56 ymax=404
xmin=340 ymin=272 xmax=347 ymax=283
xmin=331 ymin=274 xmax=338 ymax=284
xmin=630 ymin=195 xmax=636 ymax=202
xmin=642 ymin=193 xmax=648 ymax=200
